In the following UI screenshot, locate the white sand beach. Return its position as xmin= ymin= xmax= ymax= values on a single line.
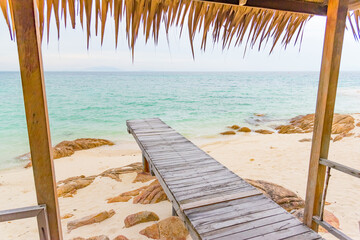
xmin=0 ymin=115 xmax=360 ymax=240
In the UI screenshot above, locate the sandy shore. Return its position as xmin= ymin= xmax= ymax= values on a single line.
xmin=1 ymin=116 xmax=360 ymax=239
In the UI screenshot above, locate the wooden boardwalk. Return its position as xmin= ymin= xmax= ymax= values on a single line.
xmin=127 ymin=118 xmax=323 ymax=240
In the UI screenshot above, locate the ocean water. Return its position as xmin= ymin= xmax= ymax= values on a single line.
xmin=0 ymin=71 xmax=359 ymax=169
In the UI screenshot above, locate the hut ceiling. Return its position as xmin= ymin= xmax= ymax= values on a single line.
xmin=1 ymin=0 xmax=359 ymax=56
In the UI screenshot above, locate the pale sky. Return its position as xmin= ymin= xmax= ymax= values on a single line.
xmin=0 ymin=13 xmax=360 ymax=72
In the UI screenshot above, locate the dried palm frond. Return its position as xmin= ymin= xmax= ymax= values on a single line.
xmin=0 ymin=0 xmax=357 ymax=57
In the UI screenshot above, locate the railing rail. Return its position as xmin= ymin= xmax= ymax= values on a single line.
xmin=319 ymin=158 xmax=360 ymax=179
xmin=313 ymin=216 xmax=353 ymax=240
xmin=0 ymin=205 xmax=50 ymax=240
xmin=315 ymin=158 xmax=359 ymax=240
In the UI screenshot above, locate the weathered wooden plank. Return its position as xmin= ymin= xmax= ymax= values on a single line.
xmin=170 ymin=176 xmax=245 ymax=192
xmin=161 ymin=168 xmax=229 ymax=182
xmin=247 ymin=224 xmax=312 ymax=240
xmin=202 ymin=212 xmax=293 ymax=239
xmin=12 ymin=1 xmax=62 ymax=240
xmin=215 ymin=218 xmax=302 ymax=240
xmin=192 ymin=202 xmax=279 ymax=228
xmin=175 ymin=183 xmax=251 ymax=201
xmin=166 ymin=172 xmax=237 ymax=187
xmin=159 ymin=165 xmax=226 ymax=177
xmin=185 ymin=194 xmax=266 ymax=216
xmin=304 ymin=0 xmax=349 ymax=231
xmin=195 ymin=207 xmax=286 ymax=234
xmin=202 ymin=0 xmax=328 ymax=15
xmin=154 ymin=158 xmax=216 ymax=168
xmin=285 ymin=231 xmax=324 ymax=240
xmin=160 ymin=166 xmax=227 ymax=179
xmin=244 ymin=0 xmax=328 ymax=16
xmin=188 ymin=197 xmax=272 ymax=222
xmin=180 ymin=189 xmax=261 ymax=211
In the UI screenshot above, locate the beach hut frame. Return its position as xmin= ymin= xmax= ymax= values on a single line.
xmin=1 ymin=0 xmax=360 ymax=239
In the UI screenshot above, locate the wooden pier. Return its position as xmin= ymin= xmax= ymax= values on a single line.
xmin=127 ymin=118 xmax=323 ymax=240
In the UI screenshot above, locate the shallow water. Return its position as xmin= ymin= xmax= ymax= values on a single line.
xmin=0 ymin=71 xmax=359 ymax=169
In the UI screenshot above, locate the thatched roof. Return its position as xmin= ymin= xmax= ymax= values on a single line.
xmin=1 ymin=0 xmax=359 ymax=56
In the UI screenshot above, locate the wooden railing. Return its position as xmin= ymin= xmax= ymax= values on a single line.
xmin=312 ymin=158 xmax=360 ymax=240
xmin=0 ymin=205 xmax=50 ymax=240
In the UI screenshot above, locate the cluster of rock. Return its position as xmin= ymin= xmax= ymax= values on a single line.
xmin=22 ymin=138 xmax=114 ymax=168
xmin=65 ymin=166 xmax=188 ymax=240
xmin=107 ymin=179 xmax=168 ymax=204
xmin=245 ymin=179 xmax=340 ymax=233
xmin=276 ymin=114 xmax=355 ymax=136
xmin=221 ymin=114 xmax=359 ymax=142
xmin=221 ymin=124 xmax=274 ymax=135
xmin=69 ymin=210 xmax=187 ymax=240
xmin=57 ymin=162 xmax=143 ymax=198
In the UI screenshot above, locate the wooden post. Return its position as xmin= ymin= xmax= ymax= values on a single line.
xmin=142 ymin=154 xmax=150 ymax=173
xmin=12 ymin=1 xmax=63 ymax=239
xmin=303 ymin=0 xmax=348 ymax=231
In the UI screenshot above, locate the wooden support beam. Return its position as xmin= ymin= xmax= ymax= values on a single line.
xmin=142 ymin=154 xmax=150 ymax=173
xmin=203 ymin=0 xmax=328 ymax=15
xmin=303 ymin=0 xmax=348 ymax=232
xmin=349 ymin=0 xmax=360 ymax=10
xmin=12 ymin=1 xmax=62 ymax=239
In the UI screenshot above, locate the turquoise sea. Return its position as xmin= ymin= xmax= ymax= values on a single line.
xmin=0 ymin=71 xmax=359 ymax=169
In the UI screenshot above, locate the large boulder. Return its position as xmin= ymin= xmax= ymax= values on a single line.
xmin=67 ymin=210 xmax=115 ymax=231
xmin=140 ymin=216 xmax=189 ymax=240
xmin=23 ymin=138 xmax=114 ymax=167
xmin=276 ymin=114 xmax=355 ymax=135
xmin=133 ymin=180 xmax=168 ymax=204
xmin=292 ymin=208 xmax=340 ymax=233
xmin=238 ymin=127 xmax=251 ymax=133
xmin=246 ymin=179 xmax=304 ymax=211
xmin=124 ymin=211 xmax=159 ymax=228
xmin=228 ymin=125 xmax=240 ymax=130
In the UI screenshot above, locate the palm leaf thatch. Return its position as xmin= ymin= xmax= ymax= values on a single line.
xmin=0 ymin=0 xmax=359 ymax=56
